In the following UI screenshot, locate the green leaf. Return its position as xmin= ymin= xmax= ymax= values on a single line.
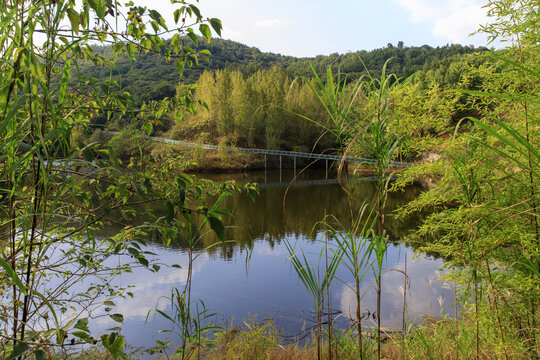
xmin=109 ymin=313 xmax=124 ymax=323
xmin=178 ymin=189 xmax=185 ymax=206
xmin=82 ymin=147 xmax=95 ymax=162
xmin=113 ymin=42 xmax=123 ymax=54
xmin=86 ymin=0 xmax=105 ymax=19
xmin=209 ymin=18 xmax=222 ymax=36
xmin=207 ymin=215 xmax=224 ymax=241
xmin=7 ymin=342 xmax=29 ymax=360
xmin=189 ymin=4 xmax=202 ymax=19
xmin=213 ymin=208 xmax=232 ymax=217
xmin=179 ymin=173 xmax=193 ymax=185
xmin=104 ymin=300 xmax=116 ymax=306
xmin=0 ymin=257 xmax=27 ymax=296
xmin=150 ymin=21 xmax=159 ymax=33
xmin=34 ymin=350 xmax=46 ymax=360
xmin=72 ymin=331 xmax=94 ymax=342
xmin=127 ymin=247 xmax=139 ymax=257
xmin=67 ymin=8 xmax=80 ymax=34
xmin=163 ymin=200 xmax=175 ymax=222
xmin=149 ymin=9 xmax=161 ymax=22
xmin=155 ymin=340 xmax=172 ymax=346
xmin=74 ymin=318 xmax=91 ymax=332
xmin=199 ymin=24 xmax=212 ymax=43
xmin=170 ymin=33 xmax=180 ymax=50
xmin=176 ymin=60 xmax=185 ymax=77
xmin=142 ymin=122 xmax=153 ymax=135
xmin=187 ymin=30 xmax=198 ymax=45
xmin=101 ymin=332 xmax=125 ymax=359
xmin=138 ymin=257 xmax=149 ymax=267
xmin=199 ymin=49 xmax=211 ymax=56
xmin=126 ymin=43 xmax=136 ymax=60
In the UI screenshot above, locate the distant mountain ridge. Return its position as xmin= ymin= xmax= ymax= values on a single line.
xmin=81 ymin=37 xmax=488 ymax=105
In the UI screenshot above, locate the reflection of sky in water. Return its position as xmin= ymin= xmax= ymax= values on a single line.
xmin=338 ymin=248 xmax=454 ymax=329
xmin=89 ymin=234 xmax=453 ymax=353
xmin=40 ymin=170 xmax=450 ymax=355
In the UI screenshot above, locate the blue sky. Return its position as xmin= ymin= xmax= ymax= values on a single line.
xmin=137 ymin=0 xmax=497 ymax=57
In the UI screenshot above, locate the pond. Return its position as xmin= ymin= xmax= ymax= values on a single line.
xmin=89 ymin=168 xmax=454 ymax=354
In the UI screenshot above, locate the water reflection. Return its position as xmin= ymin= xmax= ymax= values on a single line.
xmin=88 ymin=169 xmax=450 ymax=352
xmin=102 ymin=169 xmax=424 ymax=258
xmin=338 ymin=248 xmax=454 ymax=329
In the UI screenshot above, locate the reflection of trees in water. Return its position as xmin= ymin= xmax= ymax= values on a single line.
xmin=196 ymin=180 xmax=425 ymax=260
xmin=91 ymin=173 xmax=425 ymax=261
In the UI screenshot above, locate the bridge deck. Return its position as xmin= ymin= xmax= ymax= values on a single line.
xmin=105 ymin=131 xmax=410 ymax=168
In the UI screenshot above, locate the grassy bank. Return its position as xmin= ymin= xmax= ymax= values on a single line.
xmin=64 ymin=309 xmax=535 ymax=359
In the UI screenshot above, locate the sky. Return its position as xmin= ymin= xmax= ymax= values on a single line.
xmin=134 ymin=0 xmax=498 ymax=57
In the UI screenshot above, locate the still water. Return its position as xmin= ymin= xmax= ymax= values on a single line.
xmin=92 ymin=169 xmax=453 ymax=351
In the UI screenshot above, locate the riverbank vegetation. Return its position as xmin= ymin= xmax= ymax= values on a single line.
xmin=0 ymin=1 xmax=237 ymax=359
xmin=0 ymin=0 xmax=538 ymax=359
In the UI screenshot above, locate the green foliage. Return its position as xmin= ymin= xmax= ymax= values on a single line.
xmin=206 ymin=317 xmax=281 ymax=360
xmin=393 ymin=1 xmax=539 ymax=357
xmin=78 ymin=38 xmax=486 ymax=114
xmin=168 ymin=67 xmax=337 ymax=153
xmin=150 ymin=289 xmax=221 ymax=360
xmin=0 ymin=0 xmax=228 ymax=358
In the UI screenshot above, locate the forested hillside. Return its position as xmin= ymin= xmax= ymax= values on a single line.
xmin=152 ymin=51 xmax=501 ymax=164
xmin=81 ymin=38 xmax=487 ymax=105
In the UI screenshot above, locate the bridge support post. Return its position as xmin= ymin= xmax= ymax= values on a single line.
xmin=294 ymin=157 xmax=296 ymax=177
xmin=264 ymin=154 xmax=267 ymax=183
xmin=326 ymin=159 xmax=328 ymax=179
xmin=279 ymin=155 xmax=282 ymax=182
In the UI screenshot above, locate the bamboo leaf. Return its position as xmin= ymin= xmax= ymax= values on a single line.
xmin=67 ymin=8 xmax=80 ymax=34
xmin=486 ymin=52 xmax=539 ymax=79
xmin=0 ymin=257 xmax=28 ymax=296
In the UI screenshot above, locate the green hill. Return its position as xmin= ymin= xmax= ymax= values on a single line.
xmin=80 ymin=38 xmax=488 ymax=105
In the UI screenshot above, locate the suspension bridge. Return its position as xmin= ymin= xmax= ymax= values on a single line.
xmin=104 ymin=131 xmax=410 ymax=180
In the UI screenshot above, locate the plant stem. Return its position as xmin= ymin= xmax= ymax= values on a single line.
xmin=402 ymin=253 xmax=407 ymax=360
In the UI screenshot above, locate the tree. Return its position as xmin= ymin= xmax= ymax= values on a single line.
xmin=0 ymin=0 xmax=229 ymax=358
xmin=396 ymin=0 xmax=539 ymax=356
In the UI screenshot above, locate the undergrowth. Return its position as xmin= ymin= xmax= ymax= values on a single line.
xmin=143 ymin=311 xmax=534 ymax=360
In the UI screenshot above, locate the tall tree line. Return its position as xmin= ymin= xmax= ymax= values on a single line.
xmin=169 ymin=67 xmax=338 ymax=153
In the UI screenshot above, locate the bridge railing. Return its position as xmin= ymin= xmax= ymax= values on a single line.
xmin=103 ymin=131 xmax=411 ymax=168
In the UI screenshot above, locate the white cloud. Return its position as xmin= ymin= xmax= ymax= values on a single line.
xmin=255 ymin=19 xmax=293 ymax=29
xmin=338 ymin=253 xmax=454 ymax=329
xmin=393 ymin=0 xmax=490 ymax=44
xmin=94 ymin=252 xmax=210 ymax=326
xmin=221 ymin=26 xmax=245 ymax=41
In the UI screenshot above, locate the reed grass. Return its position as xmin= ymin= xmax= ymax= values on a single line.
xmin=143 ymin=312 xmax=529 ymax=360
